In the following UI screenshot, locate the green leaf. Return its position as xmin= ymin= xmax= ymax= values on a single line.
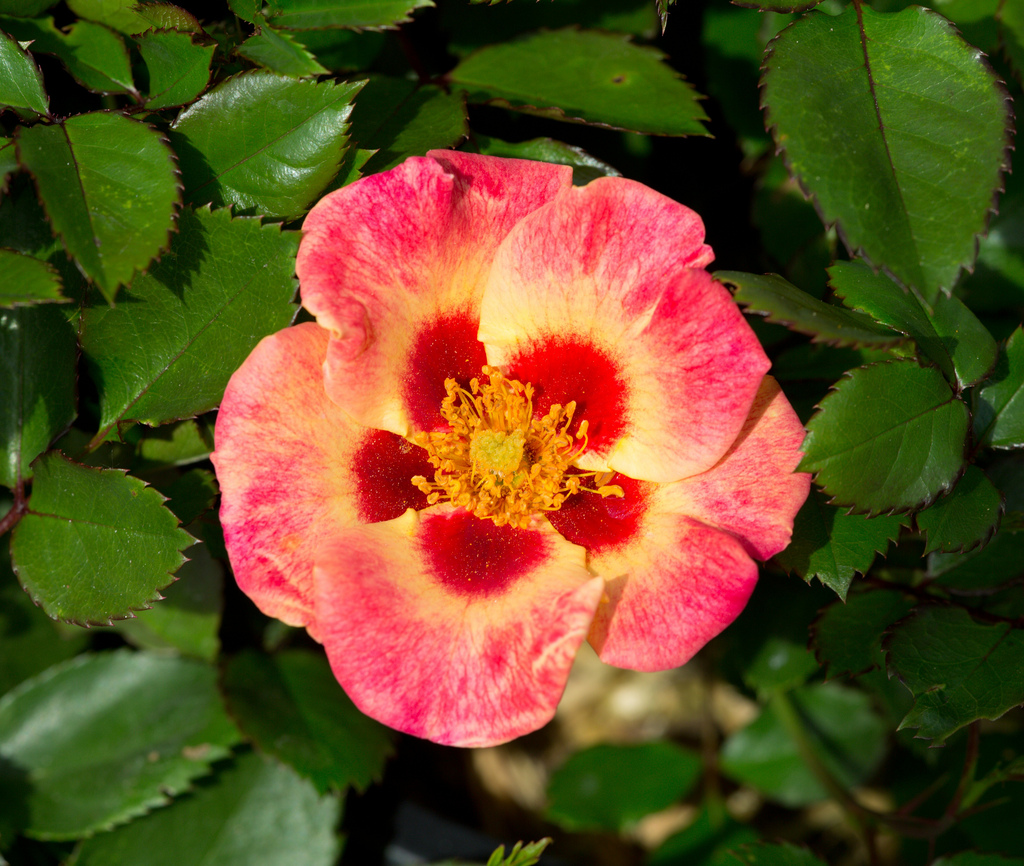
xmin=10 ymin=453 xmax=194 ymax=624
xmin=450 ymin=28 xmax=708 ymax=136
xmin=114 ymin=540 xmax=222 ymax=661
xmin=290 ymin=27 xmax=384 ymax=71
xmin=15 ymin=112 xmax=178 ymax=303
xmin=772 ymin=343 xmax=896 ymax=383
xmin=74 ymin=749 xmax=342 ymax=866
xmin=222 ymin=649 xmax=393 ymax=794
xmin=156 ymin=468 xmax=218 ymax=525
xmin=720 ymin=683 xmax=887 ymax=807
xmin=133 ymin=418 xmax=214 ymax=472
xmin=267 ymin=0 xmax=433 ymax=30
xmin=934 ymin=855 xmax=1024 ymax=866
xmin=975 ymin=326 xmax=1024 ymax=448
xmin=0 ymin=26 xmax=49 ymax=116
xmin=0 ymin=650 xmax=241 ymax=840
xmin=485 ymin=840 xmax=551 ymax=866
xmin=545 ymin=742 xmax=701 ymax=832
xmin=811 ymin=588 xmax=915 ymax=678
xmin=762 ymin=5 xmax=1011 ymax=301
xmin=134 ymin=3 xmax=202 ymax=31
xmin=716 ymin=270 xmax=904 ymax=348
xmin=0 ymin=16 xmax=135 ymax=96
xmin=829 ymin=261 xmax=997 ymax=389
xmin=960 ymin=167 xmax=1024 ymax=310
xmin=915 ymin=465 xmax=1003 ymax=554
xmin=349 ymin=76 xmax=468 ymax=173
xmin=171 ymin=71 xmax=362 ymax=219
xmin=0 ymin=249 xmax=64 ymax=306
xmin=886 ymin=606 xmax=1024 ymax=743
xmin=999 ymin=0 xmax=1024 ymax=80
xmin=237 ymin=25 xmax=329 ymax=77
xmin=0 ymin=305 xmax=76 ymax=489
xmin=742 ymin=634 xmax=819 ymax=696
xmin=928 ymin=528 xmax=1024 ymax=590
xmin=649 ymin=804 xmax=758 ymax=866
xmin=473 ymin=134 xmax=620 ymax=186
xmin=728 ymin=842 xmax=828 ymax=866
xmin=0 ymin=0 xmax=57 ymax=15
xmin=228 ymin=0 xmax=262 ymax=23
xmin=799 ymin=360 xmax=969 ymax=514
xmin=81 ymin=206 xmax=298 ymax=443
xmin=133 ymin=29 xmax=215 ymax=110
xmin=66 ymin=0 xmax=155 ymax=34
xmin=0 ymin=135 xmax=16 ymax=186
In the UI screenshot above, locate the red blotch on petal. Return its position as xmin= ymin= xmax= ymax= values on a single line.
xmin=354 ymin=430 xmax=434 ymax=523
xmin=547 ymin=473 xmax=652 ymax=554
xmin=419 ymin=509 xmax=550 ymax=598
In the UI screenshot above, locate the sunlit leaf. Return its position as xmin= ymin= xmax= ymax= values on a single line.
xmin=133 ymin=29 xmax=215 ymax=109
xmin=133 ymin=419 xmax=214 ymax=472
xmin=915 ymin=466 xmax=1003 ymax=554
xmin=474 ymin=134 xmax=620 ymax=185
xmin=267 ymin=0 xmax=433 ymax=30
xmin=66 ymin=0 xmax=156 ymax=33
xmin=450 ymin=28 xmax=708 ymax=136
xmin=10 ymin=453 xmax=193 ymax=624
xmin=763 ymin=5 xmax=1011 ymax=300
xmin=975 ymin=326 xmax=1024 ymax=448
xmin=0 ymin=26 xmax=49 ymax=116
xmin=812 ymin=588 xmax=915 ymax=678
xmin=237 ymin=24 xmax=328 ymax=77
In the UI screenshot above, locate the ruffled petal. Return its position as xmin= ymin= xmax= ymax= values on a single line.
xmin=212 ymin=323 xmax=432 ymax=634
xmin=313 ymin=506 xmax=603 ymax=746
xmin=479 ymin=177 xmax=769 ymax=482
xmin=296 ymin=152 xmax=573 ymax=435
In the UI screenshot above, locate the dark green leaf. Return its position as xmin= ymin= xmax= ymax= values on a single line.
xmin=133 ymin=418 xmax=215 ymax=472
xmin=81 ymin=206 xmax=298 ymax=442
xmin=115 ymin=540 xmax=222 ymax=661
xmin=720 ymin=683 xmax=887 ymax=807
xmin=728 ymin=842 xmax=828 ymax=866
xmin=0 ymin=16 xmax=135 ymax=95
xmin=915 ymin=465 xmax=1003 ymax=554
xmin=290 ymin=27 xmax=384 ymax=71
xmin=771 ymin=344 xmax=897 ymax=383
xmin=928 ymin=528 xmax=1024 ymax=590
xmin=886 ymin=606 xmax=1024 ymax=743
xmin=762 ymin=5 xmax=1011 ymax=301
xmin=134 ymin=3 xmax=202 ymax=31
xmin=799 ymin=360 xmax=969 ymax=514
xmin=811 ymin=588 xmax=915 ymax=678
xmin=228 ymin=0 xmax=262 ymax=23
xmin=74 ymin=750 xmax=342 ymax=866
xmin=222 ymin=649 xmax=393 ymax=794
xmin=156 ymin=468 xmax=218 ymax=525
xmin=0 ymin=135 xmax=16 ymax=187
xmin=66 ymin=0 xmax=158 ymax=34
xmin=171 ymin=71 xmax=362 ymax=219
xmin=545 ymin=742 xmax=701 ymax=832
xmin=0 ymin=0 xmax=56 ymax=15
xmin=934 ymin=855 xmax=1024 ymax=866
xmin=237 ymin=25 xmax=328 ymax=77
xmin=267 ymin=0 xmax=432 ymax=30
xmin=0 ymin=249 xmax=64 ymax=306
xmin=10 ymin=453 xmax=194 ymax=624
xmin=0 ymin=305 xmax=76 ymax=488
xmin=473 ymin=134 xmax=620 ymax=186
xmin=649 ymin=804 xmax=758 ymax=866
xmin=450 ymin=28 xmax=708 ymax=136
xmin=829 ymin=261 xmax=997 ymax=389
xmin=999 ymin=0 xmax=1024 ymax=80
xmin=742 ymin=634 xmax=819 ymax=696
xmin=349 ymin=76 xmax=468 ymax=173
xmin=0 ymin=650 xmax=240 ymax=840
xmin=0 ymin=26 xmax=49 ymax=116
xmin=716 ymin=271 xmax=904 ymax=348
xmin=133 ymin=29 xmax=215 ymax=110
xmin=15 ymin=112 xmax=178 ymax=303
xmin=975 ymin=326 xmax=1024 ymax=448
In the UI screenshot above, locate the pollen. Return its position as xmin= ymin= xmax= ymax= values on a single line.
xmin=411 ymin=366 xmax=623 ymax=529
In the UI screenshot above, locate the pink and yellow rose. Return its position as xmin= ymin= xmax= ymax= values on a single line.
xmin=212 ymin=151 xmax=809 ymax=747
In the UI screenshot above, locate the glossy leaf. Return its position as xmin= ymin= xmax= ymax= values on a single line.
xmin=0 ymin=650 xmax=240 ymax=840
xmin=799 ymin=360 xmax=969 ymax=514
xmin=776 ymin=489 xmax=905 ymax=598
xmin=915 ymin=466 xmax=1003 ymax=554
xmin=133 ymin=29 xmax=215 ymax=110
xmin=0 ymin=27 xmax=49 ymax=116
xmin=172 ymin=71 xmax=362 ymax=219
xmin=66 ymin=0 xmax=155 ymax=34
xmin=73 ymin=750 xmax=342 ymax=866
xmin=0 ymin=249 xmax=64 ymax=306
xmin=763 ymin=5 xmax=1011 ymax=301
xmin=15 ymin=112 xmax=178 ymax=303
xmin=115 ymin=541 xmax=222 ymax=662
xmin=134 ymin=3 xmax=202 ymax=31
xmin=728 ymin=843 xmax=828 ymax=866
xmin=545 ymin=742 xmax=701 ymax=832
xmin=473 ymin=134 xmax=620 ymax=185
xmin=0 ymin=16 xmax=134 ymax=95
xmin=829 ymin=261 xmax=997 ymax=389
xmin=237 ymin=25 xmax=328 ymax=77
xmin=975 ymin=326 xmax=1024 ymax=448
xmin=811 ymin=589 xmax=915 ymax=678
xmin=0 ymin=305 xmax=76 ymax=489
xmin=450 ymin=28 xmax=708 ymax=136
xmin=349 ymin=76 xmax=468 ymax=173
xmin=267 ymin=0 xmax=433 ymax=30
xmin=222 ymin=649 xmax=393 ymax=794
xmin=81 ymin=206 xmax=298 ymax=443
xmin=10 ymin=453 xmax=193 ymax=624
xmin=886 ymin=606 xmax=1024 ymax=743
xmin=720 ymin=683 xmax=887 ymax=807
xmin=716 ymin=270 xmax=904 ymax=348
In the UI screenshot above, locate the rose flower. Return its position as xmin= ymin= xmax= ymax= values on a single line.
xmin=212 ymin=151 xmax=810 ymax=747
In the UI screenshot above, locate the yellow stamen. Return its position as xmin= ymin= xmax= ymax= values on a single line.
xmin=411 ymin=366 xmax=621 ymax=528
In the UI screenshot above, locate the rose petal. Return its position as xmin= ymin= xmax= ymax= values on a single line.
xmin=296 ymin=152 xmax=573 ymax=435
xmin=479 ymin=177 xmax=769 ymax=481
xmin=313 ymin=506 xmax=602 ymax=746
xmin=212 ymin=323 xmax=431 ymax=635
